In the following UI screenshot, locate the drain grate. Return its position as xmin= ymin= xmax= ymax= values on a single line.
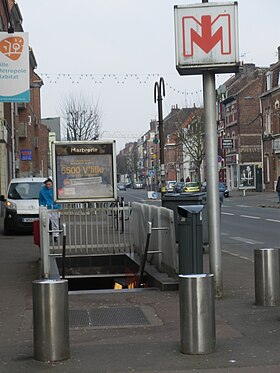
xmin=69 ymin=310 xmax=90 ymax=327
xmin=69 ymin=307 xmax=150 ymax=328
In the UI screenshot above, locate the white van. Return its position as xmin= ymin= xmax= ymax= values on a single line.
xmin=1 ymin=177 xmax=45 ymax=235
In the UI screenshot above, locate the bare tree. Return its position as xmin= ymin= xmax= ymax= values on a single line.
xmin=175 ymin=110 xmax=205 ymax=185
xmin=116 ymin=154 xmax=128 ymax=175
xmin=61 ymin=94 xmax=102 ymax=141
xmin=125 ymin=142 xmax=140 ymax=181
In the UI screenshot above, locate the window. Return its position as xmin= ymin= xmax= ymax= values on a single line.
xmin=265 ymin=108 xmax=271 ymax=133
xmin=0 ymin=16 xmax=4 ymax=31
xmin=266 ymin=71 xmax=273 ymax=91
xmin=232 ymin=132 xmax=236 ymax=149
xmin=265 ymin=155 xmax=270 ymax=183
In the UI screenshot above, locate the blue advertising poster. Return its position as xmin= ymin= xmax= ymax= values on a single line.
xmin=20 ymin=148 xmax=32 ymax=161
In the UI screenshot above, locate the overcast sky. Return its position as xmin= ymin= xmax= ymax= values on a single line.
xmin=18 ymin=0 xmax=279 ymax=151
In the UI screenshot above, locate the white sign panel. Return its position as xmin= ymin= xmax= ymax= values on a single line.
xmin=0 ymin=32 xmax=30 ymax=102
xmin=174 ymin=2 xmax=239 ymax=75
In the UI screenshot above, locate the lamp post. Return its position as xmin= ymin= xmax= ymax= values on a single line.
xmin=154 ymin=77 xmax=166 ymax=193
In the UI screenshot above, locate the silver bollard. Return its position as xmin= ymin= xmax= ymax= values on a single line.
xmin=33 ymin=279 xmax=70 ymax=361
xmin=254 ymin=248 xmax=280 ymax=306
xmin=179 ymin=274 xmax=215 ymax=354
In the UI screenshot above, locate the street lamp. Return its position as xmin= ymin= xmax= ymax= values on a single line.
xmin=154 ymin=77 xmax=166 ymax=193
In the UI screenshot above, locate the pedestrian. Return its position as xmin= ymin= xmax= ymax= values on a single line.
xmin=186 ymin=176 xmax=190 ymax=182
xmin=39 ymin=178 xmax=61 ymax=241
xmin=276 ymin=176 xmax=280 ymax=204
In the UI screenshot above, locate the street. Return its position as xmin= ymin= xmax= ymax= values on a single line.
xmin=2 ymin=190 xmax=279 ymax=260
xmin=119 ymin=188 xmax=280 ymax=263
xmin=221 ymin=198 xmax=280 ymax=261
xmin=1 ymin=188 xmax=279 ymax=267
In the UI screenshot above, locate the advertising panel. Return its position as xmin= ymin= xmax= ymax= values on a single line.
xmin=52 ymin=141 xmax=117 ymax=202
xmin=239 ymin=164 xmax=256 ymax=189
xmin=20 ymin=148 xmax=32 ymax=161
xmin=0 ymin=32 xmax=30 ymax=102
xmin=174 ymin=2 xmax=239 ymax=75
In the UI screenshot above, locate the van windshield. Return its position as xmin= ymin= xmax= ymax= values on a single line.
xmin=8 ymin=182 xmax=44 ymax=200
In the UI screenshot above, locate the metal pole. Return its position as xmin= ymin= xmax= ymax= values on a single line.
xmin=137 ymin=221 xmax=152 ymax=288
xmin=11 ymin=102 xmax=16 ymax=178
xmin=62 ymin=223 xmax=67 ymax=279
xmin=154 ymin=77 xmax=166 ymax=193
xmin=203 ymin=71 xmax=223 ymax=298
xmin=39 ymin=206 xmax=50 ymax=279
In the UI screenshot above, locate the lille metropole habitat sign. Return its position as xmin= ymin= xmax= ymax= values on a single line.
xmin=52 ymin=140 xmax=117 ymax=203
xmin=0 ymin=32 xmax=30 ymax=102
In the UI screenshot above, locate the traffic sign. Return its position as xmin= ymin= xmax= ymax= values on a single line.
xmin=151 ymin=192 xmax=158 ymax=199
xmin=222 ymin=138 xmax=234 ymax=149
xmin=148 ymin=169 xmax=154 ymax=177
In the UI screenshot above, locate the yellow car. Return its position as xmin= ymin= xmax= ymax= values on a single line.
xmin=182 ymin=182 xmax=200 ymax=193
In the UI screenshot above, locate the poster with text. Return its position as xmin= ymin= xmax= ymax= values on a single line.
xmin=52 ymin=141 xmax=117 ymax=202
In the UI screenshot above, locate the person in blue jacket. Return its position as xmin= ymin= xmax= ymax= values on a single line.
xmin=39 ymin=178 xmax=61 ymax=240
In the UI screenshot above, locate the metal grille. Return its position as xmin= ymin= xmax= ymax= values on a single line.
xmin=69 ymin=310 xmax=90 ymax=327
xmin=69 ymin=307 xmax=150 ymax=328
xmin=50 ymin=203 xmax=132 ymax=256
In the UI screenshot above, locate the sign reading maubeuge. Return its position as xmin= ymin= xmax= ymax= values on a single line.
xmin=52 ymin=140 xmax=117 ymax=202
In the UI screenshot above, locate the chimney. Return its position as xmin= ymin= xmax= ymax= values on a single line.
xmin=242 ymin=63 xmax=255 ymax=76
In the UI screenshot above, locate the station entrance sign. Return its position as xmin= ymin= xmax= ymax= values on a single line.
xmin=174 ymin=2 xmax=239 ymax=75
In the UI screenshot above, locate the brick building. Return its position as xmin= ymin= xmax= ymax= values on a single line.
xmin=259 ymin=47 xmax=280 ymax=191
xmin=163 ymin=106 xmax=201 ymax=182
xmin=217 ymin=64 xmax=266 ymax=190
xmin=0 ymin=0 xmax=48 ymax=195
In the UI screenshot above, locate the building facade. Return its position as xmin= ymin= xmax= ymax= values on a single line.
xmin=0 ymin=0 xmax=47 ymax=196
xmin=217 ymin=64 xmax=266 ymax=190
xmin=260 ymin=47 xmax=280 ymax=191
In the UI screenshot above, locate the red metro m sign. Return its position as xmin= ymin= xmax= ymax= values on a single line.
xmin=174 ymin=2 xmax=239 ymax=75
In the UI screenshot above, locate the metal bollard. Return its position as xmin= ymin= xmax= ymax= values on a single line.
xmin=254 ymin=248 xmax=280 ymax=306
xmin=33 ymin=279 xmax=70 ymax=361
xmin=179 ymin=274 xmax=215 ymax=354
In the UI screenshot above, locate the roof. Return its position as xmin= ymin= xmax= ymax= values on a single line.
xmin=9 ymin=177 xmax=46 ymax=184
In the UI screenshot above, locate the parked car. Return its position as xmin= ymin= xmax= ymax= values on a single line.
xmin=117 ymin=183 xmax=126 ymax=191
xmin=173 ymin=182 xmax=185 ymax=193
xmin=201 ymin=181 xmax=229 ymax=198
xmin=182 ymin=181 xmax=200 ymax=193
xmin=166 ymin=180 xmax=176 ymax=192
xmin=133 ymin=182 xmax=143 ymax=189
xmin=0 ymin=177 xmax=45 ymax=235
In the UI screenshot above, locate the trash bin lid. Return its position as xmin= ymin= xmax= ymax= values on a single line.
xmin=177 ymin=204 xmax=204 ymax=216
